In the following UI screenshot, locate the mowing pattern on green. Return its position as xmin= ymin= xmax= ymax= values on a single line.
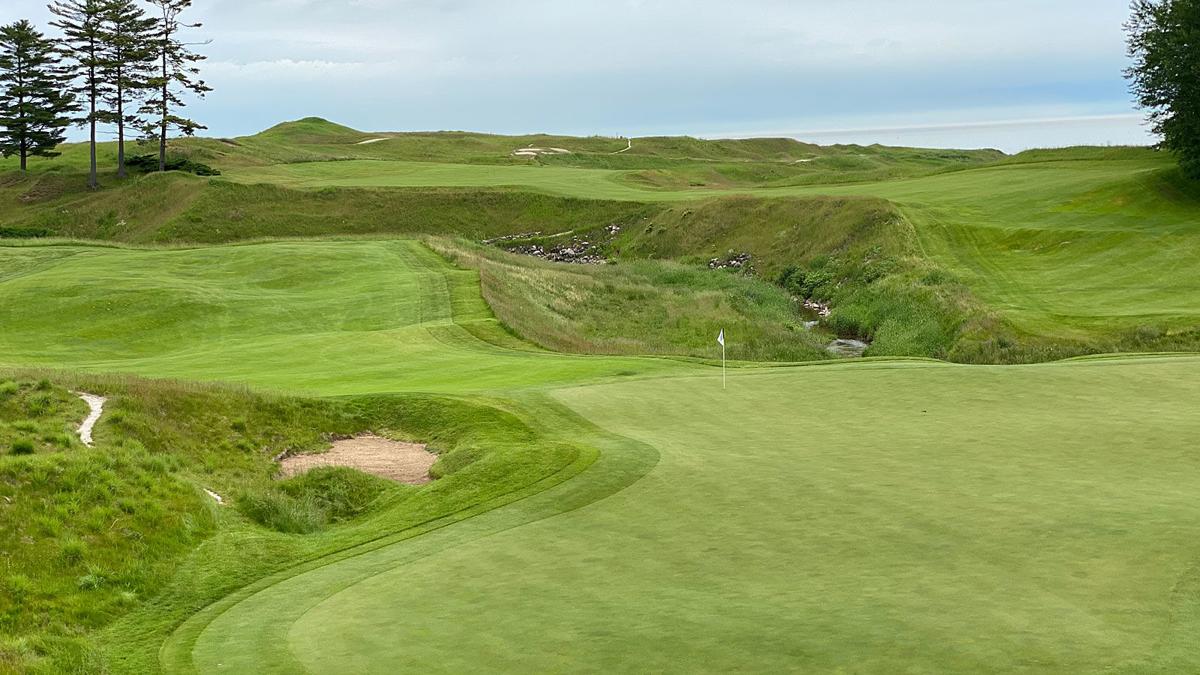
xmin=0 ymin=241 xmax=686 ymax=395
xmin=219 ymin=154 xmax=1200 ymax=343
xmin=165 ymin=358 xmax=1200 ymax=672
xmin=3 ymin=237 xmax=1200 ymax=671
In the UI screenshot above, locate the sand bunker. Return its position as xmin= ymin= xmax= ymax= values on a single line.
xmin=513 ymin=146 xmax=572 ymax=158
xmin=356 ymin=137 xmax=389 ymax=145
xmin=73 ymin=392 xmax=106 ymax=447
xmin=279 ymin=435 xmax=436 ymax=485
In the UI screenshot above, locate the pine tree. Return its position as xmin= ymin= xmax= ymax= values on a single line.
xmin=0 ymin=20 xmax=75 ymax=171
xmin=1127 ymin=0 xmax=1200 ymax=178
xmin=50 ymin=0 xmax=112 ymax=189
xmin=101 ymin=0 xmax=155 ymax=178
xmin=141 ymin=0 xmax=209 ymax=172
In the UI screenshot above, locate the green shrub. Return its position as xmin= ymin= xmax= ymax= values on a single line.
xmin=6 ymin=574 xmax=32 ymax=603
xmin=275 ymin=466 xmax=401 ymax=524
xmin=126 ymin=154 xmax=220 ymax=176
xmin=11 ymin=439 xmax=34 ymax=455
xmin=237 ymin=490 xmax=325 ymax=534
xmin=0 ymin=380 xmax=18 ymax=397
xmin=240 ymin=467 xmax=401 ymax=533
xmin=58 ymin=538 xmax=87 ymax=566
xmin=0 ymin=226 xmax=52 ymax=239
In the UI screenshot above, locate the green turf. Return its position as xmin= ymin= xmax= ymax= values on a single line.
xmin=0 ymin=240 xmax=690 ymax=394
xmin=3 ymin=118 xmax=1195 ymax=361
xmin=3 ymin=120 xmax=1200 ymax=670
xmin=2 ymin=234 xmax=1200 ymax=671
xmin=212 ymin=148 xmax=1200 ymax=353
xmin=427 ymin=238 xmax=831 ymax=362
xmin=166 ymin=357 xmax=1200 ymax=673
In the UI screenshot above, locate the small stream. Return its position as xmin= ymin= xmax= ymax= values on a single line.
xmin=826 ymin=339 xmax=870 ymax=358
xmin=796 ymin=301 xmax=871 ymax=358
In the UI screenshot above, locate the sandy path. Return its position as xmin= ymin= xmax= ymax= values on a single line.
xmin=73 ymin=392 xmax=106 ymax=447
xmin=513 ymin=147 xmax=571 ymax=157
xmin=279 ymin=435 xmax=436 ymax=484
xmin=613 ymin=138 xmax=632 ymax=154
xmin=356 ymin=138 xmax=389 ymax=145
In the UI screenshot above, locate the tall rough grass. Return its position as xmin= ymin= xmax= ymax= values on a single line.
xmin=431 ymin=238 xmax=829 ymax=362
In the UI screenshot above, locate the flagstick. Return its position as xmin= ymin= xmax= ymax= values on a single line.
xmin=722 ymin=340 xmax=726 ymax=390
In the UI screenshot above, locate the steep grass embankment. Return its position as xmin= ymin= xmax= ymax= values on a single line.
xmin=0 ymin=371 xmax=593 ymax=673
xmin=430 ymin=238 xmax=830 ymax=362
xmin=505 ymin=195 xmax=986 ymax=360
xmin=0 ymin=171 xmax=659 ymax=244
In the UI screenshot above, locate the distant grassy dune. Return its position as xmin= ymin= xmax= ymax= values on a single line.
xmin=0 ymin=118 xmax=1194 ymax=363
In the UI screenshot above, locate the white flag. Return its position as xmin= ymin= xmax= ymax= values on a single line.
xmin=717 ymin=329 xmax=725 ymax=346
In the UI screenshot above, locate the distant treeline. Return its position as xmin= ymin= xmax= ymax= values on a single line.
xmin=0 ymin=0 xmax=209 ymax=187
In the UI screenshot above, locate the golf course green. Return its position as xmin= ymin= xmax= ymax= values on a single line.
xmin=3 ymin=118 xmax=1200 ymax=672
xmin=186 ymin=358 xmax=1200 ymax=673
xmin=222 ymin=151 xmax=1200 ymax=347
xmin=3 ymin=235 xmax=1200 ymax=672
xmin=0 ymin=240 xmax=687 ymax=394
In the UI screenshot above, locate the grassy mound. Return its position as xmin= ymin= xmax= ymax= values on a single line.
xmin=431 ymin=238 xmax=829 ymax=361
xmin=0 ymin=370 xmax=593 ymax=673
xmin=239 ymin=468 xmax=404 ymax=534
xmin=0 ymin=120 xmax=1195 ymax=364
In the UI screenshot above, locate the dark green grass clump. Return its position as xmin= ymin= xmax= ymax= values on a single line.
xmin=239 ymin=467 xmax=404 ymax=534
xmin=0 ymin=379 xmax=85 ymax=455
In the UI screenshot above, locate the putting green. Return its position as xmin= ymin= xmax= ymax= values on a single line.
xmin=5 ymin=238 xmax=1199 ymax=671
xmin=174 ymin=357 xmax=1200 ymax=672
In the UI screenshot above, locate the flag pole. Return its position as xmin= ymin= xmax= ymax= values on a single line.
xmin=717 ymin=328 xmax=726 ymax=390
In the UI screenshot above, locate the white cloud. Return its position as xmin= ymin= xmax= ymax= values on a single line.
xmin=1 ymin=0 xmax=1143 ymax=147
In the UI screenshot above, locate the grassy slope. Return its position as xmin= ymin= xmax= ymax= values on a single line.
xmin=429 ymin=238 xmax=829 ymax=361
xmin=177 ymin=357 xmax=1200 ymax=673
xmin=2 ymin=227 xmax=1199 ymax=670
xmin=215 ymin=146 xmax=1200 ymax=361
xmin=1 ymin=119 xmax=1196 ymax=365
xmin=0 ymin=241 xmax=690 ymax=394
xmin=0 ymin=372 xmax=619 ymax=672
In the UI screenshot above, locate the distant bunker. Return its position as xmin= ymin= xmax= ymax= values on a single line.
xmin=279 ymin=434 xmax=436 ymax=485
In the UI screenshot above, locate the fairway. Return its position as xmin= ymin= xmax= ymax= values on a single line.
xmin=3 ymin=237 xmax=1200 ymax=671
xmin=223 ymin=153 xmax=1200 ymax=348
xmin=0 ymin=241 xmax=686 ymax=394
xmin=172 ymin=357 xmax=1200 ymax=672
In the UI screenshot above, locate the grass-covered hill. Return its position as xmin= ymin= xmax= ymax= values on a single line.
xmin=3 ymin=248 xmax=1200 ymax=672
xmin=1 ymin=118 xmax=1197 ymax=364
xmin=0 ymin=369 xmax=603 ymax=672
xmin=3 ymin=121 xmax=1200 ymax=672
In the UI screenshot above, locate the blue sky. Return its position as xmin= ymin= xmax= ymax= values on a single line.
xmin=2 ymin=0 xmax=1155 ymax=151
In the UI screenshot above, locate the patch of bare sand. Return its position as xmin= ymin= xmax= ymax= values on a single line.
xmin=279 ymin=435 xmax=436 ymax=485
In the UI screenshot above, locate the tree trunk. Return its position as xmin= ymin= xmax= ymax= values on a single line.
xmin=18 ymin=89 xmax=26 ymax=172
xmin=88 ymin=64 xmax=98 ymax=190
xmin=159 ymin=49 xmax=167 ymax=172
xmin=116 ymin=75 xmax=126 ymax=179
